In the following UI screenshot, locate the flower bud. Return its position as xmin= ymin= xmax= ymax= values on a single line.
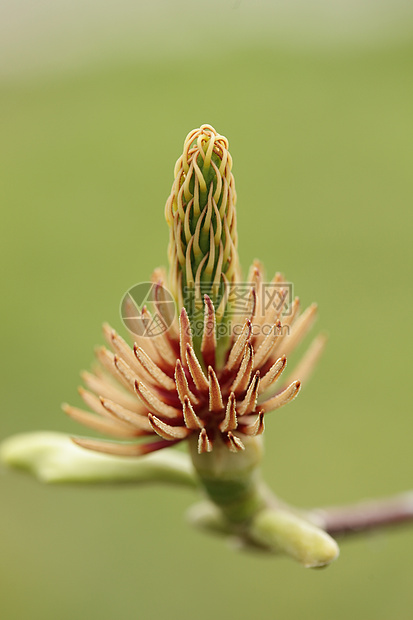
xmin=251 ymin=508 xmax=340 ymax=568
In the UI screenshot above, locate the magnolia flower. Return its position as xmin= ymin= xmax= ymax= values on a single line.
xmin=64 ymin=125 xmax=320 ymax=462
xmin=3 ymin=125 xmax=412 ymax=569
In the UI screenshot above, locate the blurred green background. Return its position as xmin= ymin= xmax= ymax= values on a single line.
xmin=1 ymin=2 xmax=413 ymax=619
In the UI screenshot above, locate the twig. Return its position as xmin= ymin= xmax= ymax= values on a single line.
xmin=309 ymin=492 xmax=413 ymax=537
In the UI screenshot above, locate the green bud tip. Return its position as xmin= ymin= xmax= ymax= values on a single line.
xmin=165 ymin=124 xmax=240 ymax=330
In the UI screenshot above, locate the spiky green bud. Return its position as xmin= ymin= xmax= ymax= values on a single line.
xmin=165 ymin=125 xmax=240 ymax=352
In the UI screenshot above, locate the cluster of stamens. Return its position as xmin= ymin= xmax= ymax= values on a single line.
xmin=64 ymin=263 xmax=324 ymax=456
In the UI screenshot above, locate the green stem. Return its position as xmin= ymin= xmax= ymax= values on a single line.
xmin=188 ymin=434 xmax=267 ymax=524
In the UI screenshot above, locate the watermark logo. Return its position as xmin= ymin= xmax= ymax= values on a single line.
xmin=120 ymin=282 xmax=175 ymax=338
xmin=183 ymin=281 xmax=293 ymax=318
xmin=260 ymin=282 xmax=293 ymax=316
xmin=120 ymin=281 xmax=293 ymax=338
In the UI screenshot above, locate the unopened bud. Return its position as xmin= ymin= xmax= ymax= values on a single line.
xmin=251 ymin=508 xmax=340 ymax=568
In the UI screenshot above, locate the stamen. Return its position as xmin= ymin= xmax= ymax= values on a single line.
xmin=247 ymin=260 xmax=264 ymax=322
xmin=239 ymin=411 xmax=265 ymax=436
xmin=152 ymin=278 xmax=179 ymax=345
xmin=72 ymin=437 xmax=180 ymax=457
xmin=183 ymin=396 xmax=204 ymax=430
xmin=246 ymin=287 xmax=257 ymax=322
xmin=100 ymin=398 xmax=152 ymax=432
xmin=134 ymin=381 xmax=182 ymax=420
xmin=81 ymin=371 xmax=139 ymax=411
xmin=175 ymin=359 xmax=199 ymax=405
xmin=260 ymin=380 xmax=301 ymax=413
xmin=259 ymin=355 xmax=287 ymax=394
xmin=224 ymin=319 xmax=252 ymax=372
xmin=148 ymin=414 xmax=191 ymax=441
xmin=114 ymin=355 xmax=139 ymax=393
xmin=226 ymin=432 xmax=245 ymax=452
xmin=63 ymin=404 xmax=140 ymax=438
xmin=267 ymin=297 xmax=300 ymax=360
xmin=96 ymin=343 xmax=145 ymax=392
xmin=78 ymin=386 xmax=111 ymax=418
xmin=186 ymin=344 xmax=209 ymax=391
xmin=198 ymin=428 xmax=213 ymax=453
xmin=149 ymin=332 xmax=177 ymax=370
xmin=238 ymin=371 xmax=260 ymax=416
xmin=280 ymin=303 xmax=318 ymax=358
xmin=95 ymin=345 xmax=118 ymax=376
xmin=219 ymin=392 xmax=238 ymax=432
xmin=109 ymin=328 xmax=147 ymax=378
xmin=119 ymin=304 xmax=161 ymax=365
xmin=232 ymin=287 xmax=256 ymax=332
xmin=134 ymin=345 xmax=176 ymax=391
xmin=229 ymin=342 xmax=254 ymax=394
xmin=254 ymin=279 xmax=287 ymax=347
xmin=253 ymin=320 xmax=282 ymax=369
xmin=208 ymin=367 xmax=224 ymax=412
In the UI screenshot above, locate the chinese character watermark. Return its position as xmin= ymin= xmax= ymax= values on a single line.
xmin=120 ymin=281 xmax=294 ymax=338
